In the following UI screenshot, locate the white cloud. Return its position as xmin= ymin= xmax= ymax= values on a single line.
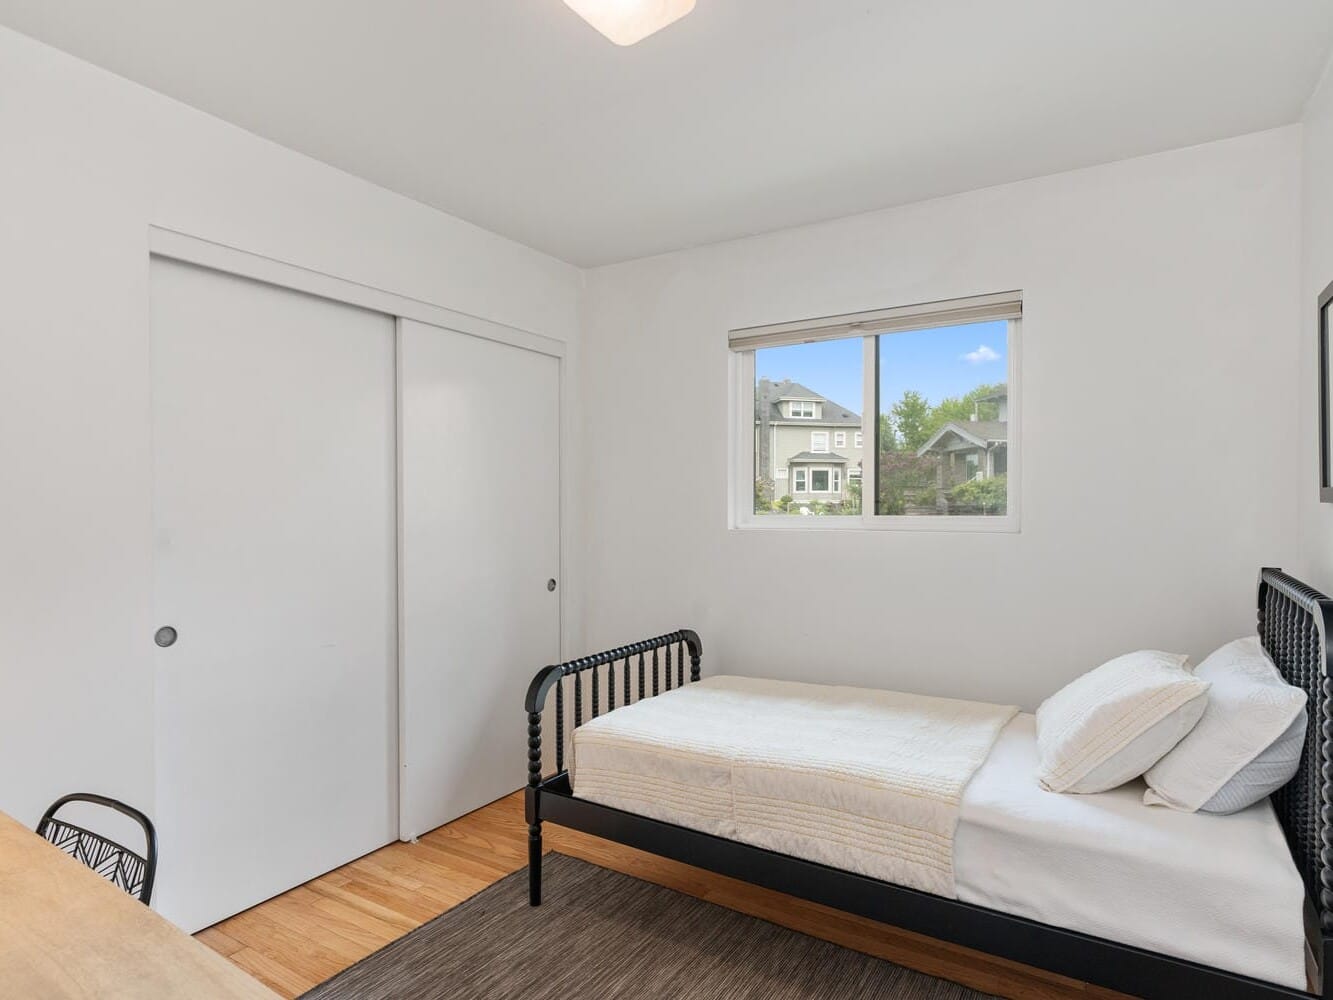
xmin=962 ymin=344 xmax=1000 ymax=364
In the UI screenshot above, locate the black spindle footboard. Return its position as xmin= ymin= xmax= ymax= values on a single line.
xmin=524 ymin=630 xmax=702 ymax=905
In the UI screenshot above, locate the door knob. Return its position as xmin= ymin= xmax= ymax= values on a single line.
xmin=547 ymin=579 xmax=557 ymax=592
xmin=154 ymin=626 xmax=178 ymax=648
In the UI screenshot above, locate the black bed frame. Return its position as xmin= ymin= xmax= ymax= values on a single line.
xmin=524 ymin=569 xmax=1333 ymax=999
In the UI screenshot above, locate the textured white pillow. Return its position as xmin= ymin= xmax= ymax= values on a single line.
xmin=1036 ymin=650 xmax=1208 ymax=794
xmin=1144 ymin=637 xmax=1307 ymax=814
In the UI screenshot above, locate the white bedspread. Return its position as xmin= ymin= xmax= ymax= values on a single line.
xmin=570 ymin=684 xmax=1309 ymax=990
xmin=571 ymin=675 xmax=1017 ymax=898
xmin=956 ymin=713 xmax=1308 ymax=990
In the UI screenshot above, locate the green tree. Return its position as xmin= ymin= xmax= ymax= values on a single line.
xmin=877 ymin=413 xmax=896 ymax=452
xmin=836 ymin=477 xmax=863 ymax=515
xmin=920 ymin=382 xmax=1006 ymax=442
xmin=890 ymin=391 xmax=931 ymax=451
xmin=951 ymin=474 xmax=1007 ymax=514
xmin=754 ymin=476 xmax=774 ymax=513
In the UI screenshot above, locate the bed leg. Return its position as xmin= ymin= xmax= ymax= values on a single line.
xmin=527 ymin=706 xmax=545 ymax=907
xmin=528 ymin=821 xmax=542 ymax=906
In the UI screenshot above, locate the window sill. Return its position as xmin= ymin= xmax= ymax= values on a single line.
xmin=733 ymin=514 xmax=1019 ymax=534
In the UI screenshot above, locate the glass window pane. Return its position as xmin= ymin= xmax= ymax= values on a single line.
xmin=877 ymin=320 xmax=1009 ymax=517
xmin=754 ymin=339 xmax=863 ymax=515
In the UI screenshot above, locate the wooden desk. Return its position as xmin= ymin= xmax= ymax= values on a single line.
xmin=0 ymin=810 xmax=279 ymax=999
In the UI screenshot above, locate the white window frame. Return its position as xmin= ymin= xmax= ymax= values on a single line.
xmin=810 ymin=431 xmax=830 ymax=454
xmin=810 ymin=468 xmax=831 ymax=492
xmin=853 ymin=432 xmax=863 ymax=449
xmin=730 ymin=291 xmax=1021 ymax=532
xmin=789 ymin=400 xmax=815 ymax=419
xmin=792 ymin=467 xmax=808 ymax=492
xmin=834 ymin=431 xmax=846 ymax=449
xmin=832 ymin=468 xmax=842 ymax=494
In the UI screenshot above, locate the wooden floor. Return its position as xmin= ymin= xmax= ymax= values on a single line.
xmin=198 ymin=791 xmax=1127 ymax=1000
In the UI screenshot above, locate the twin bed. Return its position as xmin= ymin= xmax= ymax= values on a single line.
xmin=523 ymin=568 xmax=1332 ymax=999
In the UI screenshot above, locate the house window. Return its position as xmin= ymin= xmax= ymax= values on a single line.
xmin=736 ymin=291 xmax=1020 ymax=528
xmin=749 ymin=337 xmax=862 ymax=515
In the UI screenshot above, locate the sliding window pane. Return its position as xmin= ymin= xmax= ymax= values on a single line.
xmin=877 ymin=321 xmax=1009 ymax=516
xmin=753 ymin=338 xmax=863 ymax=515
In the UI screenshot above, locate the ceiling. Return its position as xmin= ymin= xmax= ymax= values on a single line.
xmin=2 ymin=1 xmax=1332 ymax=267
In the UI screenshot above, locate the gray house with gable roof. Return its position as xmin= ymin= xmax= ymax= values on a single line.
xmin=916 ymin=387 xmax=1008 ymax=492
xmin=754 ymin=379 xmax=863 ymax=508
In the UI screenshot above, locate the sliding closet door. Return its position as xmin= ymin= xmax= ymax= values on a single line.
xmin=398 ymin=318 xmax=560 ymax=839
xmin=150 ymin=258 xmax=398 ymax=932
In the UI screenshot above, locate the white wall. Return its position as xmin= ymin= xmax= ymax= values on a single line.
xmin=1301 ymin=58 xmax=1333 ymax=592
xmin=0 ymin=18 xmax=1315 ymax=836
xmin=0 ymin=26 xmax=583 ymax=828
xmin=579 ymin=128 xmax=1303 ymax=710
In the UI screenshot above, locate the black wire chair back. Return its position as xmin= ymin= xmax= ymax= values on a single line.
xmin=36 ymin=793 xmax=158 ymax=905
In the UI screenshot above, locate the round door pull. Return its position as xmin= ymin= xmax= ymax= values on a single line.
xmin=154 ymin=626 xmax=178 ymax=648
xmin=547 ymin=579 xmax=557 ymax=592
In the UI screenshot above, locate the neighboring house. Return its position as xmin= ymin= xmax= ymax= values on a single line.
xmin=755 ymin=379 xmax=863 ymax=507
xmin=916 ymin=387 xmax=1008 ymax=490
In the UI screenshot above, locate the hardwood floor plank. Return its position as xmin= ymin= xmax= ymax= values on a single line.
xmin=199 ymin=789 xmax=1127 ymax=1000
xmin=194 ymin=925 xmax=246 ymax=958
xmin=226 ymin=947 xmax=313 ymax=998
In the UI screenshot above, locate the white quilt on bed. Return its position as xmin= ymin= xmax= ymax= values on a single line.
xmin=570 ymin=675 xmax=1017 ymax=898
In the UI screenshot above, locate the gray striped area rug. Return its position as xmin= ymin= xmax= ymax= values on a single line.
xmin=301 ymin=853 xmax=995 ymax=999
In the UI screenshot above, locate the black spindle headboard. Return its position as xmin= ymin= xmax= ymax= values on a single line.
xmin=1258 ymin=567 xmax=1333 ymax=932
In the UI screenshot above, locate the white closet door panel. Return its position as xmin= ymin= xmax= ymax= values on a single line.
xmin=151 ymin=258 xmax=397 ymax=932
xmin=398 ymin=318 xmax=560 ymax=838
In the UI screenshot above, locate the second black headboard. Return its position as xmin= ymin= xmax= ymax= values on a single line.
xmin=1258 ymin=567 xmax=1333 ymax=932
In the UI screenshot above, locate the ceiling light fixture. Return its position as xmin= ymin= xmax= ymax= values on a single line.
xmin=563 ymin=0 xmax=696 ymax=46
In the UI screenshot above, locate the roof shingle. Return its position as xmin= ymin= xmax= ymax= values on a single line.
xmin=755 ymin=379 xmax=861 ymax=426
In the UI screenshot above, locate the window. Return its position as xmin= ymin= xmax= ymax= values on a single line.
xmin=877 ymin=321 xmax=1012 ymax=517
xmin=736 ymin=291 xmax=1019 ymax=528
xmin=748 ymin=337 xmax=862 ymax=515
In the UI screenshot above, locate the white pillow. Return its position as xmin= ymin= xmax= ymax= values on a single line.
xmin=1144 ymin=637 xmax=1307 ymax=814
xmin=1036 ymin=650 xmax=1208 ymax=794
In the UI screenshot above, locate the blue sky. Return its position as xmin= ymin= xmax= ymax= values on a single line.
xmin=755 ymin=320 xmax=1008 ymax=417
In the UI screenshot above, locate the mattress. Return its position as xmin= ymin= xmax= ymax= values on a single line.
xmin=570 ymin=675 xmax=1016 ymax=897
xmin=956 ymin=713 xmax=1307 ymax=990
xmin=571 ymin=687 xmax=1308 ymax=990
